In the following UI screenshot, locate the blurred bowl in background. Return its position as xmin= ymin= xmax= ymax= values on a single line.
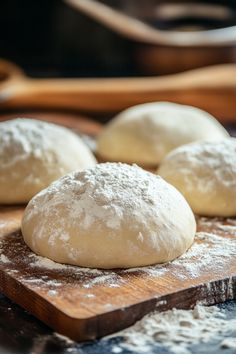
xmin=66 ymin=0 xmax=236 ymax=74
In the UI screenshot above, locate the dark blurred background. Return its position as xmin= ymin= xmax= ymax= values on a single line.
xmin=1 ymin=0 xmax=236 ymax=78
xmin=0 ymin=0 xmax=137 ymax=78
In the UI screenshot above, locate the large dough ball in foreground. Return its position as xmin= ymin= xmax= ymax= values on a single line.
xmin=22 ymin=163 xmax=196 ymax=269
xmin=97 ymin=102 xmax=229 ymax=166
xmin=0 ymin=118 xmax=96 ymax=204
xmin=158 ymin=139 xmax=236 ymax=217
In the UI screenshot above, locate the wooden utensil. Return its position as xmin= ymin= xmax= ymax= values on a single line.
xmin=0 ymin=59 xmax=236 ymax=121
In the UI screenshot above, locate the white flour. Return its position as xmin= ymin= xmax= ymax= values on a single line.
xmin=220 ymin=337 xmax=236 ymax=349
xmin=200 ymin=217 xmax=236 ymax=235
xmin=108 ymin=304 xmax=236 ymax=354
xmin=0 ymin=118 xmax=57 ymax=168
xmin=0 ymin=118 xmax=94 ymax=168
xmin=48 ymin=290 xmax=58 ymax=297
xmin=15 ymin=304 xmax=235 ymax=354
xmin=0 ymin=118 xmax=96 ymax=202
xmin=123 ymin=230 xmax=235 ymax=281
xmin=24 ymin=162 xmax=181 ymax=233
xmin=170 ymin=231 xmax=236 ymax=279
xmin=30 ymin=255 xmax=69 ymax=270
xmin=159 ymin=139 xmax=236 ymax=194
xmin=0 ymin=254 xmax=10 ymax=264
xmin=22 ymin=162 xmax=195 ymax=268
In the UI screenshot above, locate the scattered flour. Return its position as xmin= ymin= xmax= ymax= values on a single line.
xmin=48 ymin=290 xmax=58 ymax=297
xmin=123 ymin=264 xmax=167 ymax=277
xmin=30 ymin=255 xmax=69 ymax=270
xmin=220 ymin=337 xmax=236 ymax=349
xmin=0 ymin=254 xmax=9 ymax=264
xmin=170 ymin=231 xmax=236 ymax=279
xmin=200 ymin=217 xmax=236 ymax=235
xmin=111 ymin=346 xmax=123 ymax=353
xmin=29 ymin=253 xmax=103 ymax=274
xmin=24 ymin=230 xmax=235 ymax=289
xmin=83 ymin=274 xmax=123 ymax=287
xmin=0 ymin=221 xmax=7 ymax=230
xmin=20 ymin=277 xmax=62 ymax=287
xmin=108 ymin=304 xmax=236 ymax=354
xmin=84 ymin=293 xmax=95 ymax=298
xmin=5 ymin=302 xmax=234 ymax=354
xmin=53 ymin=333 xmax=75 ymax=345
xmin=123 ymin=231 xmax=236 ymax=281
xmin=0 ymin=228 xmax=235 ymax=290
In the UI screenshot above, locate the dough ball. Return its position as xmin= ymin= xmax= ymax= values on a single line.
xmin=96 ymin=102 xmax=229 ymax=166
xmin=22 ymin=163 xmax=196 ymax=269
xmin=158 ymin=138 xmax=236 ymax=217
xmin=0 ymin=118 xmax=96 ymax=204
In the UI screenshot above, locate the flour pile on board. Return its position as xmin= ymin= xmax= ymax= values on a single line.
xmin=0 ymin=254 xmax=10 ymax=264
xmin=170 ymin=231 xmax=236 ymax=279
xmin=123 ymin=230 xmax=235 ymax=280
xmin=109 ymin=304 xmax=236 ymax=354
xmin=200 ymin=217 xmax=236 ymax=235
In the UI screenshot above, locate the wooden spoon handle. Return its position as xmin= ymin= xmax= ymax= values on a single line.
xmin=1 ymin=64 xmax=236 ymax=121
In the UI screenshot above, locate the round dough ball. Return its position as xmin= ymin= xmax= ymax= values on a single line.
xmin=0 ymin=118 xmax=96 ymax=204
xmin=22 ymin=163 xmax=196 ymax=269
xmin=97 ymin=102 xmax=229 ymax=166
xmin=158 ymin=138 xmax=236 ymax=217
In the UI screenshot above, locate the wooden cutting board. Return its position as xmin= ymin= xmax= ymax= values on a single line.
xmin=0 ymin=208 xmax=235 ymax=341
xmin=0 ymin=113 xmax=235 ymax=341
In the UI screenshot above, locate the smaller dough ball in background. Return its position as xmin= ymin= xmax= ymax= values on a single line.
xmin=22 ymin=163 xmax=196 ymax=269
xmin=0 ymin=118 xmax=96 ymax=204
xmin=96 ymin=102 xmax=229 ymax=167
xmin=158 ymin=138 xmax=236 ymax=217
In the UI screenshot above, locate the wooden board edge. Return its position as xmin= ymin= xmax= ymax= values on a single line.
xmin=0 ymin=268 xmax=235 ymax=341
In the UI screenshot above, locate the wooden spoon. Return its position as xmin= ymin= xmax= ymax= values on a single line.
xmin=0 ymin=59 xmax=236 ymax=121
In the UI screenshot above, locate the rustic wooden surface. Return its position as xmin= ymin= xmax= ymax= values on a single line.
xmin=0 ymin=206 xmax=235 ymax=341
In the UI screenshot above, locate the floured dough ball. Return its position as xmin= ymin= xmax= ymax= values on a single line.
xmin=22 ymin=163 xmax=196 ymax=269
xmin=158 ymin=138 xmax=236 ymax=217
xmin=0 ymin=118 xmax=96 ymax=204
xmin=96 ymin=102 xmax=229 ymax=166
